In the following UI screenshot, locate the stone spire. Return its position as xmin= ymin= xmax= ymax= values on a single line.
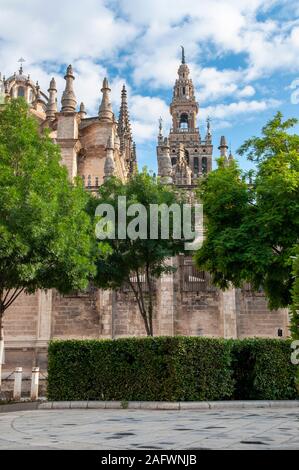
xmin=129 ymin=142 xmax=138 ymax=176
xmin=79 ymin=102 xmax=86 ymax=119
xmin=158 ymin=137 xmax=173 ymax=184
xmin=158 ymin=117 xmax=163 ymax=144
xmin=46 ymin=77 xmax=57 ymax=120
xmin=228 ymin=145 xmax=234 ymax=163
xmin=61 ymin=65 xmax=77 ymax=113
xmin=218 ymin=135 xmax=228 ymax=157
xmin=205 ymin=117 xmax=212 ymax=143
xmin=104 ymin=135 xmax=115 ymax=180
xmin=99 ymin=77 xmax=113 ymax=121
xmin=118 ymin=85 xmax=131 ymax=137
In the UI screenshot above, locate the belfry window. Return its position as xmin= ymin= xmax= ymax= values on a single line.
xmin=182 ymin=87 xmax=185 ymax=95
xmin=202 ymin=157 xmax=207 ymax=174
xmin=17 ymin=86 xmax=25 ymax=97
xmin=171 ymin=157 xmax=177 ymax=166
xmin=179 ymin=113 xmax=188 ymax=130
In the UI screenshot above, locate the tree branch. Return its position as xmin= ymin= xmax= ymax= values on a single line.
xmin=4 ymin=287 xmax=25 ymax=310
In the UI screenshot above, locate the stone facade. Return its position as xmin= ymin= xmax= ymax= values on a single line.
xmin=0 ymin=54 xmax=289 ymax=374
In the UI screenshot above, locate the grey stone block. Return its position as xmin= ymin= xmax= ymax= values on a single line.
xmin=70 ymin=401 xmax=88 ymax=409
xmin=38 ymin=402 xmax=53 ymax=410
xmin=105 ymin=401 xmax=122 ymax=409
xmin=269 ymin=401 xmax=299 ymax=408
xmin=156 ymin=402 xmax=180 ymax=410
xmin=87 ymin=401 xmax=106 ymax=409
xmin=128 ymin=401 xmax=141 ymax=409
xmin=51 ymin=401 xmax=71 ymax=409
xmin=180 ymin=402 xmax=210 ymax=410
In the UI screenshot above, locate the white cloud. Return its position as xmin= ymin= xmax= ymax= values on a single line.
xmin=199 ymin=98 xmax=281 ymax=120
xmin=237 ymin=85 xmax=256 ymax=98
xmin=130 ymin=95 xmax=171 ymax=143
xmin=0 ymin=0 xmax=297 ymax=151
xmin=0 ymin=0 xmax=138 ymax=74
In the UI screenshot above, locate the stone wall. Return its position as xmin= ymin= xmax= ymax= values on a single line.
xmin=2 ymin=257 xmax=290 ymax=374
xmin=237 ymin=288 xmax=289 ymax=338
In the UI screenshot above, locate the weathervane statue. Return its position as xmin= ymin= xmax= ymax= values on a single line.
xmin=181 ymin=46 xmax=185 ymax=64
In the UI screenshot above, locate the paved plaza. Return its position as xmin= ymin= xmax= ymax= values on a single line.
xmin=0 ymin=408 xmax=298 ymax=450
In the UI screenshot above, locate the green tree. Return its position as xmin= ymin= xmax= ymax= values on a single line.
xmin=0 ymin=99 xmax=95 ymax=384
xmin=195 ymin=112 xmax=299 ymax=312
xmin=290 ymin=246 xmax=299 ymax=339
xmin=90 ymin=171 xmax=186 ymax=336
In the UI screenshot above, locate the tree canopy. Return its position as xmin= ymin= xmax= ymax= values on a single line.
xmin=195 ymin=112 xmax=299 ymax=311
xmin=0 ymin=99 xmax=95 ymax=322
xmin=90 ymin=171 xmax=186 ymax=335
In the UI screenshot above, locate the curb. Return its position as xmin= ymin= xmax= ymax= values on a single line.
xmin=1 ymin=400 xmax=299 ymax=412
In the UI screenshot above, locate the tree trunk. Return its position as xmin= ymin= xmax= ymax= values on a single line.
xmin=146 ymin=264 xmax=154 ymax=336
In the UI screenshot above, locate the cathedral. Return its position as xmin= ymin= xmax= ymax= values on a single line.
xmin=0 ymin=52 xmax=289 ymax=374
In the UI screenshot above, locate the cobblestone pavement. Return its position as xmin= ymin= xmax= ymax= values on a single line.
xmin=0 ymin=408 xmax=298 ymax=450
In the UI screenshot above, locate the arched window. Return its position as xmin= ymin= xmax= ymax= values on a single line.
xmin=179 ymin=113 xmax=188 ymax=130
xmin=171 ymin=157 xmax=177 ymax=166
xmin=95 ymin=177 xmax=99 ymax=187
xmin=202 ymin=157 xmax=207 ymax=174
xmin=28 ymin=89 xmax=34 ymax=103
xmin=182 ymin=87 xmax=185 ymax=95
xmin=87 ymin=175 xmax=91 ymax=187
xmin=194 ymin=157 xmax=199 ymax=174
xmin=18 ymin=87 xmax=25 ymax=97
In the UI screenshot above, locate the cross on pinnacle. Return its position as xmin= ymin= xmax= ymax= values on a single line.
xmin=18 ymin=57 xmax=25 ymax=74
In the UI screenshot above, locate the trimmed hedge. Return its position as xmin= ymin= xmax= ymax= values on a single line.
xmin=231 ymin=338 xmax=298 ymax=400
xmin=48 ymin=337 xmax=233 ymax=401
xmin=47 ymin=337 xmax=298 ymax=401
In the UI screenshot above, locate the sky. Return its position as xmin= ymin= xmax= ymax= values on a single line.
xmin=1 ymin=0 xmax=299 ymax=172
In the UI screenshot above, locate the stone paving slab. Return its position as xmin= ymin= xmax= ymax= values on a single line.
xmin=0 ymin=408 xmax=298 ymax=450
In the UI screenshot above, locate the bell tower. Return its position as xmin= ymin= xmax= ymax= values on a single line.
xmin=157 ymin=47 xmax=213 ymax=186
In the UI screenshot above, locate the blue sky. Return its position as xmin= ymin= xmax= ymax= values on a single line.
xmin=1 ymin=0 xmax=299 ymax=173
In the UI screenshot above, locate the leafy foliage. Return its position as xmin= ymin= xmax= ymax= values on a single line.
xmin=47 ymin=337 xmax=234 ymax=401
xmin=195 ymin=112 xmax=299 ymax=310
xmin=0 ymin=99 xmax=95 ymax=322
xmin=47 ymin=337 xmax=298 ymax=401
xmin=290 ymin=245 xmax=299 ymax=339
xmin=89 ymin=171 xmax=186 ymax=335
xmin=231 ymin=338 xmax=298 ymax=400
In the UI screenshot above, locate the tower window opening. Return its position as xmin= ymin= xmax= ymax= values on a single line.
xmin=202 ymin=157 xmax=207 ymax=175
xmin=179 ymin=113 xmax=188 ymax=130
xmin=194 ymin=157 xmax=199 ymax=175
xmin=182 ymin=86 xmax=185 ymax=95
xmin=18 ymin=86 xmax=25 ymax=97
xmin=87 ymin=175 xmax=91 ymax=187
xmin=95 ymin=176 xmax=99 ymax=187
xmin=171 ymin=157 xmax=177 ymax=166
